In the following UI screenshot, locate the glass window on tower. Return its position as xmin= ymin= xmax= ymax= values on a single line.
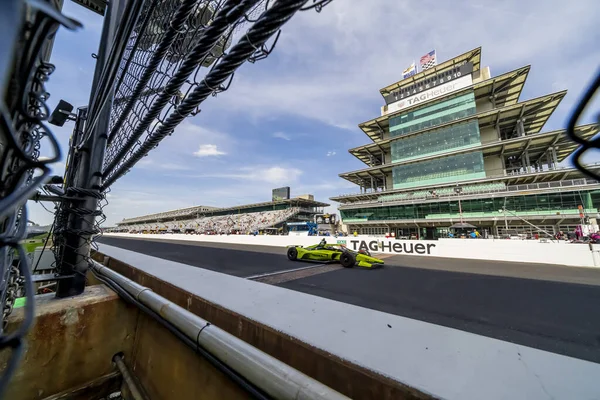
xmin=389 ymin=91 xmax=477 ymax=137
xmin=390 ymin=120 xmax=481 ymax=162
xmin=392 ymin=151 xmax=486 ymax=189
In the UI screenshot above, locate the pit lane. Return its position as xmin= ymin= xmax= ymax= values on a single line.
xmin=97 ymin=235 xmax=600 ymax=364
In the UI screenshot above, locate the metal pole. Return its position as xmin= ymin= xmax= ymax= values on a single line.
xmin=63 ymin=107 xmax=87 ymax=188
xmin=113 ymin=354 xmax=147 ymax=400
xmin=55 ymin=0 xmax=126 ymax=298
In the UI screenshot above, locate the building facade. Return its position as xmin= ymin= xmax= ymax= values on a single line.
xmin=331 ymin=47 xmax=600 ymax=239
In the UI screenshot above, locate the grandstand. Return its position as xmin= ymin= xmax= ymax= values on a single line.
xmin=113 ymin=196 xmax=329 ymax=234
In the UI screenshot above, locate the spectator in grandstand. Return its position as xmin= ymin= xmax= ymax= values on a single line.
xmin=575 ymin=226 xmax=583 ymax=241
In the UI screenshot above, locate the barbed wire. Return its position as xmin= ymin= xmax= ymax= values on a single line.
xmin=0 ymin=0 xmax=81 ymax=397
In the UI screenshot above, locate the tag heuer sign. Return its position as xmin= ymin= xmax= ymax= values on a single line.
xmin=384 ymin=62 xmax=474 ymax=105
xmin=385 ymin=74 xmax=473 ymax=115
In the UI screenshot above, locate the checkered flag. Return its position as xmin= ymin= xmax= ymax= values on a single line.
xmin=420 ymin=50 xmax=437 ymax=71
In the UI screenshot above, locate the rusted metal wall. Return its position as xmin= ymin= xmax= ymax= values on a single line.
xmin=130 ymin=311 xmax=251 ymax=400
xmin=3 ymin=279 xmax=254 ymax=400
xmin=1 ymin=285 xmax=137 ymax=400
xmin=95 ymin=252 xmax=431 ymax=400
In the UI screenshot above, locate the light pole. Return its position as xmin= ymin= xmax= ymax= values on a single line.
xmin=499 ymin=207 xmax=508 ymax=233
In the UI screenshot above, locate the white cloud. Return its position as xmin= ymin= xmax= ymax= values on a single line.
xmin=187 ymin=166 xmax=303 ymax=185
xmin=137 ymin=158 xmax=191 ymax=171
xmin=327 ymin=151 xmax=336 ymax=157
xmin=214 ymin=0 xmax=599 ymax=131
xmin=259 ymin=166 xmax=302 ymax=183
xmin=272 ymin=131 xmax=292 ymax=140
xmin=193 ymin=144 xmax=226 ymax=157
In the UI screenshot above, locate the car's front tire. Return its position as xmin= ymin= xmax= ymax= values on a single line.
xmin=340 ymin=251 xmax=356 ymax=268
xmin=287 ymin=247 xmax=298 ymax=261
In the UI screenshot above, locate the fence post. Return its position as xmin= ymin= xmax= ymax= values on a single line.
xmin=54 ymin=0 xmax=126 ymax=298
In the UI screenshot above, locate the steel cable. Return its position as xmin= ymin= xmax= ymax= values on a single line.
xmin=103 ymin=0 xmax=262 ymax=177
xmin=106 ymin=0 xmax=204 ymax=146
xmin=103 ymin=0 xmax=311 ymax=188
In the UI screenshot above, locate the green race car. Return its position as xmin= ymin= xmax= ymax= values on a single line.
xmin=286 ymin=239 xmax=384 ymax=268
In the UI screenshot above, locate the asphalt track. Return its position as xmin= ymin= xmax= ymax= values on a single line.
xmin=98 ymin=236 xmax=600 ymax=364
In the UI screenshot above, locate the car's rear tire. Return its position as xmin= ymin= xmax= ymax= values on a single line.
xmin=340 ymin=251 xmax=356 ymax=268
xmin=287 ymin=247 xmax=298 ymax=261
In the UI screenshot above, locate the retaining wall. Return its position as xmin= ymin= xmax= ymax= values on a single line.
xmin=96 ymin=243 xmax=600 ymax=400
xmin=104 ymin=233 xmax=600 ymax=267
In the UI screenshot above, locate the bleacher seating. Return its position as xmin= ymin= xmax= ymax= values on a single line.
xmin=121 ymin=208 xmax=299 ymax=234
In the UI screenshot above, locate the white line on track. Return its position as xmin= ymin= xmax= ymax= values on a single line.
xmin=245 ymin=263 xmax=328 ymax=280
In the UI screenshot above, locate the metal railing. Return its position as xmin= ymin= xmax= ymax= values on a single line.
xmin=335 ymin=163 xmax=600 ymax=199
xmin=338 ymin=177 xmax=600 ymax=209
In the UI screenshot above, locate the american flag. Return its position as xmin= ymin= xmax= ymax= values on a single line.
xmin=420 ymin=50 xmax=437 ymax=71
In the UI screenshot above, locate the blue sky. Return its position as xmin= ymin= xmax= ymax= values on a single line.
xmin=31 ymin=0 xmax=600 ymax=226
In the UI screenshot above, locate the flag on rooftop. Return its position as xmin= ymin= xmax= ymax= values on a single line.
xmin=402 ymin=62 xmax=416 ymax=79
xmin=420 ymin=50 xmax=437 ymax=71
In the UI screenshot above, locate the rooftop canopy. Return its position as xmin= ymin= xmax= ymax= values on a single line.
xmin=206 ymin=198 xmax=330 ymax=214
xmin=380 ymin=47 xmax=482 ymax=98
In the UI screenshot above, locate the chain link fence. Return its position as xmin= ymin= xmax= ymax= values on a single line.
xmin=0 ymin=0 xmax=82 ymax=396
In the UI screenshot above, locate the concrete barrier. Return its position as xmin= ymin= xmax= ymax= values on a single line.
xmin=96 ymin=244 xmax=600 ymax=400
xmin=104 ymin=233 xmax=598 ymax=267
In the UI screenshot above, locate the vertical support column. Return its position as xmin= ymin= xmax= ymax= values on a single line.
xmin=55 ymin=0 xmax=127 ymax=298
xmin=551 ymin=146 xmax=558 ymax=169
xmin=517 ymin=119 xmax=525 ymax=137
xmin=523 ymin=150 xmax=531 ymax=173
